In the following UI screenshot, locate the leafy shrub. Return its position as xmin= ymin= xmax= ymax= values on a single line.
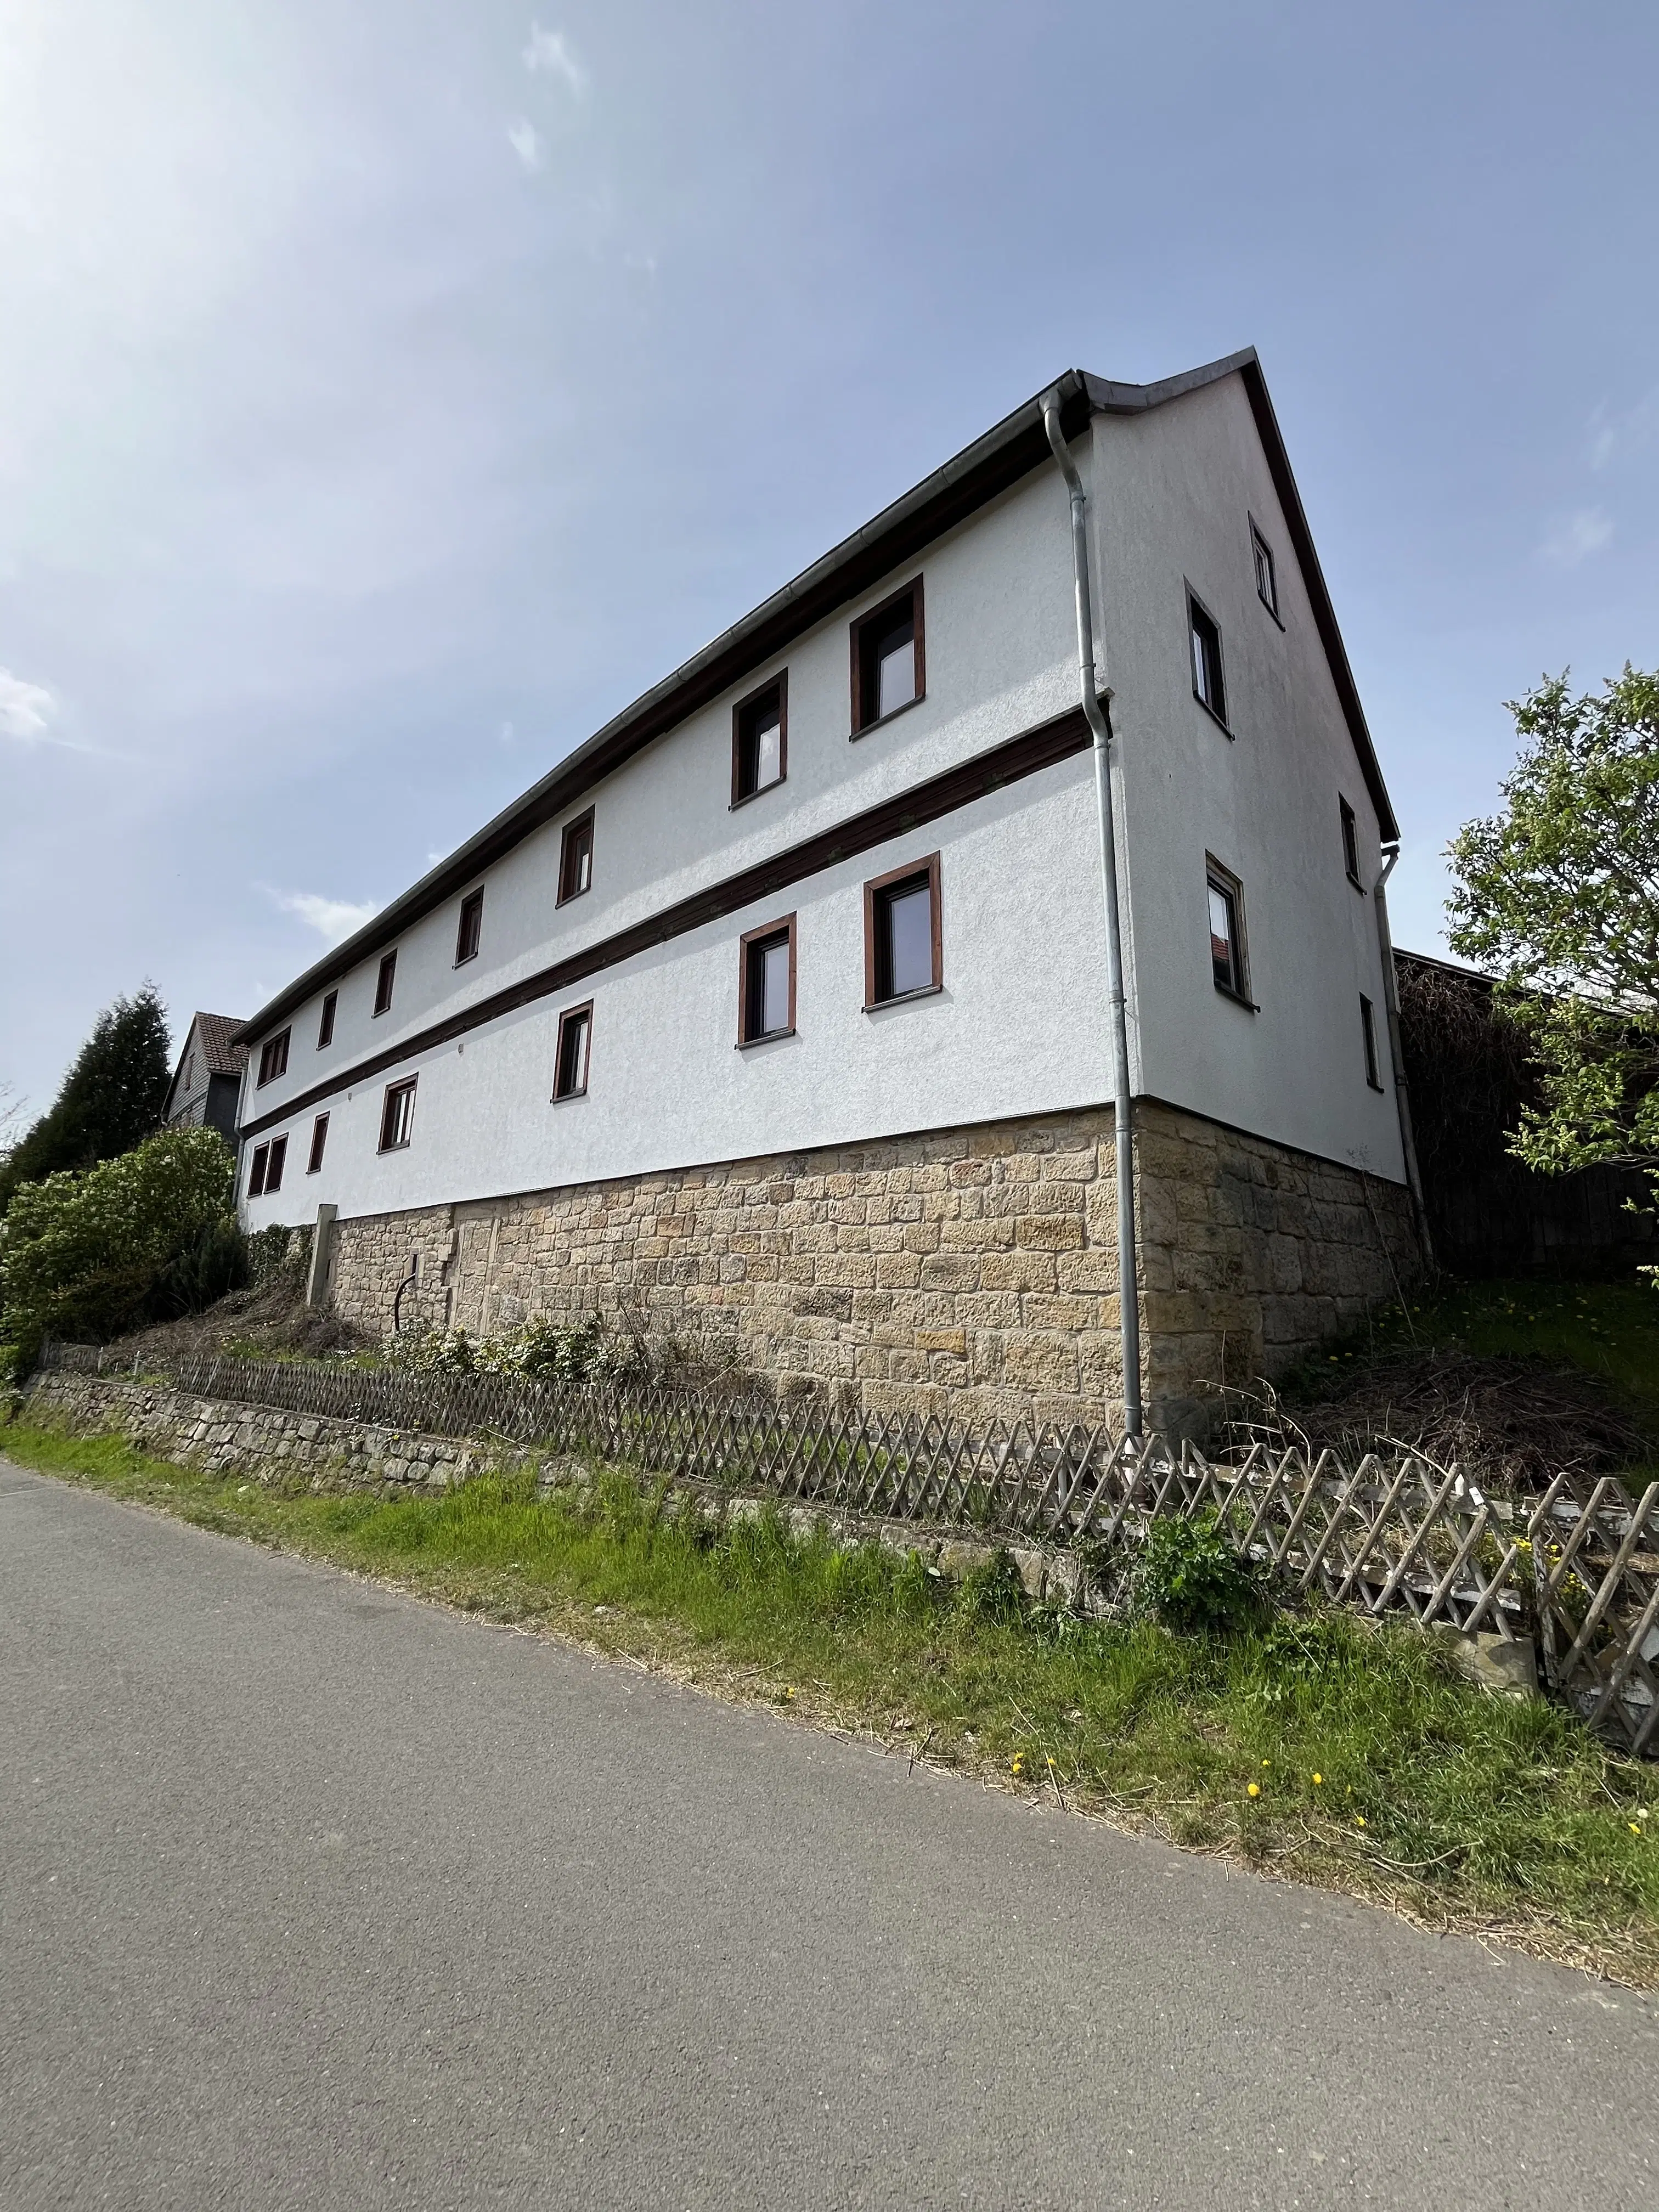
xmin=1134 ymin=1508 xmax=1265 ymax=1634
xmin=385 ymin=1312 xmax=612 ymax=1385
xmin=246 ymin=1223 xmax=310 ymax=1288
xmin=159 ymin=1215 xmax=251 ymax=1318
xmin=0 ymin=1126 xmax=238 ymax=1363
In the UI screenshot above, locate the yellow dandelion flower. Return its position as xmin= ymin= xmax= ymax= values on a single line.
xmin=1356 ymin=1815 xmax=1366 ymax=1828
xmin=1247 ymin=1782 xmax=1261 ymax=1799
xmin=1633 ymin=1823 xmax=1644 ymax=1836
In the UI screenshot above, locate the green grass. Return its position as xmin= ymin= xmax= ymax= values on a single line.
xmin=5 ymin=1417 xmax=1657 ymax=1985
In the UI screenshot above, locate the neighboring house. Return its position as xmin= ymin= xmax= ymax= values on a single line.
xmin=232 ymin=348 xmax=1419 ymax=1434
xmin=162 ymin=1013 xmax=247 ymax=1146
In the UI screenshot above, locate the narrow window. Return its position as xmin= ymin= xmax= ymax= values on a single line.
xmin=184 ymin=1052 xmax=195 ymax=1093
xmin=318 ymin=991 xmax=337 ymax=1048
xmin=1340 ymin=796 xmax=1362 ymax=887
xmin=379 ymin=1076 xmax=417 ymax=1152
xmin=455 ymin=887 xmax=484 ymax=964
xmin=1188 ymin=590 xmax=1227 ymax=726
xmin=247 ymin=1141 xmax=270 ymax=1198
xmin=552 ymin=1002 xmax=592 ymax=1100
xmin=1361 ymin=996 xmax=1384 ymax=1091
xmin=1251 ymin=523 xmax=1279 ymax=619
xmin=257 ymin=1029 xmax=291 ymax=1087
xmin=1206 ymin=861 xmax=1249 ymax=1003
xmin=851 ymin=579 xmax=925 ymax=735
xmin=374 ymin=951 xmax=397 ymax=1017
xmin=558 ymin=810 xmax=594 ymax=904
xmin=864 ymin=854 xmax=942 ymax=1007
xmin=264 ymin=1135 xmax=287 ymax=1193
xmin=307 ymin=1113 xmax=330 ymax=1173
xmin=732 ymin=675 xmax=787 ymax=805
xmin=738 ymin=916 xmax=796 ymax=1044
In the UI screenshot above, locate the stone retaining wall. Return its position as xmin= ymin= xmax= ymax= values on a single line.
xmin=322 ymin=1100 xmax=1419 ymax=1435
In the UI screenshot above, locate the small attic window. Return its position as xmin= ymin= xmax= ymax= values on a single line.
xmin=851 ymin=580 xmax=925 ymax=735
xmin=1251 ymin=521 xmax=1280 ymax=620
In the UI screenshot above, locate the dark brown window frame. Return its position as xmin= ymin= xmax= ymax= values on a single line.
xmin=256 ymin=1029 xmax=291 ymax=1087
xmin=264 ymin=1134 xmax=287 ymax=1193
xmin=1339 ymin=795 xmax=1363 ymax=889
xmin=307 ymin=1112 xmax=330 ymax=1173
xmin=455 ymin=886 xmax=484 ymax=966
xmin=373 ymin=950 xmax=397 ymax=1018
xmin=737 ymin=913 xmax=797 ymax=1046
xmin=1249 ymin=516 xmax=1283 ymax=628
xmin=1186 ymin=584 xmax=1230 ymax=734
xmin=1206 ymin=855 xmax=1255 ymax=1009
xmin=730 ymin=671 xmax=789 ymax=809
xmin=557 ymin=809 xmax=595 ymax=906
xmin=850 ymin=576 xmax=926 ymax=738
xmin=864 ymin=853 xmax=943 ymax=1009
xmin=317 ymin=991 xmax=337 ymax=1049
xmin=379 ymin=1075 xmax=417 ymax=1152
xmin=247 ymin=1141 xmax=270 ymax=1197
xmin=552 ymin=1000 xmax=593 ymax=1101
xmin=1361 ymin=994 xmax=1385 ymax=1091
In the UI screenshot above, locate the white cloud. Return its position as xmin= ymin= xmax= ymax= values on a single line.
xmin=522 ymin=25 xmax=588 ymax=94
xmin=1588 ymin=390 xmax=1657 ymax=472
xmin=0 ymin=666 xmax=58 ymax=741
xmin=1540 ymin=507 xmax=1613 ymax=568
xmin=507 ymin=117 xmax=544 ymax=171
xmin=269 ymin=888 xmax=380 ymax=945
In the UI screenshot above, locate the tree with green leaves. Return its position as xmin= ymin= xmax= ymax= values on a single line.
xmin=1447 ymin=666 xmax=1659 ymax=1260
xmin=0 ymin=985 xmax=172 ymax=1212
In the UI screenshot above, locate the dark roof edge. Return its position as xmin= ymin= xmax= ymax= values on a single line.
xmin=235 ymin=347 xmax=1396 ymax=1043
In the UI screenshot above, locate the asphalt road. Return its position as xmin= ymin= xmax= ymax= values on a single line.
xmin=2 ymin=1457 xmax=1656 ymax=2211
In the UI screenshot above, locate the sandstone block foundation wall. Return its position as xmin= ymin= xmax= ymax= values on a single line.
xmin=322 ymin=1102 xmax=1419 ymax=1435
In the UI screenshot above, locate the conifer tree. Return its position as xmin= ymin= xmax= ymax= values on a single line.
xmin=0 ymin=985 xmax=172 ymax=1211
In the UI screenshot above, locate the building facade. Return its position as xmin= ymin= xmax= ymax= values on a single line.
xmin=162 ymin=1013 xmax=247 ymax=1146
xmin=232 ymin=352 xmax=1419 ymax=1434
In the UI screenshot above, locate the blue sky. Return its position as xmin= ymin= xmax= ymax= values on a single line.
xmin=3 ymin=0 xmax=1656 ymax=1114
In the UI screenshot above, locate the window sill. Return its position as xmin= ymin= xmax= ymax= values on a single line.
xmin=454 ymin=951 xmax=479 ymax=968
xmin=1366 ymin=1078 xmax=1386 ymax=1094
xmin=555 ymin=887 xmax=590 ymax=910
xmin=729 ymin=779 xmax=786 ymax=812
xmin=736 ymin=1028 xmax=795 ymax=1049
xmin=1213 ymin=981 xmax=1259 ymax=1013
xmin=1257 ymin=594 xmax=1285 ymax=633
xmin=865 ymin=983 xmax=943 ymax=1013
xmin=550 ymin=1088 xmax=588 ymax=1105
xmin=1346 ymin=872 xmax=1365 ymax=894
xmin=1193 ymin=690 xmax=1234 ymax=740
xmin=376 ymin=1141 xmax=410 ymax=1155
xmin=850 ymin=692 xmax=924 ymax=742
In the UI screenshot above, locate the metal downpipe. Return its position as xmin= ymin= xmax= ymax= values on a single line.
xmin=1041 ymin=391 xmax=1142 ymax=1436
xmin=1373 ymin=844 xmax=1434 ymax=1272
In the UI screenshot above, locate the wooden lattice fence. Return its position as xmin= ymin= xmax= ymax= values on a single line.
xmin=38 ymin=1342 xmax=1658 ymax=1758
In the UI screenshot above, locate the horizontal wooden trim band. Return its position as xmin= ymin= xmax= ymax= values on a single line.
xmin=240 ymin=707 xmax=1092 ymax=1142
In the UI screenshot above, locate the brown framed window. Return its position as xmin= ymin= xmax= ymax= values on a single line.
xmin=247 ymin=1141 xmax=270 ymax=1198
xmin=307 ymin=1113 xmax=330 ymax=1173
xmin=558 ymin=809 xmax=595 ymax=904
xmin=851 ymin=578 xmax=924 ymax=736
xmin=373 ymin=951 xmax=397 ymax=1017
xmin=379 ymin=1076 xmax=417 ymax=1152
xmin=1251 ymin=521 xmax=1279 ymax=620
xmin=1361 ymin=996 xmax=1384 ymax=1091
xmin=1340 ymin=796 xmax=1362 ymax=888
xmin=864 ymin=854 xmax=941 ymax=1007
xmin=732 ymin=674 xmax=787 ymax=805
xmin=1206 ymin=860 xmax=1250 ymax=1004
xmin=264 ymin=1135 xmax=287 ymax=1193
xmin=1188 ymin=589 xmax=1228 ymax=727
xmin=455 ymin=887 xmax=484 ymax=964
xmin=256 ymin=1029 xmax=291 ymax=1087
xmin=552 ymin=1001 xmax=592 ymax=1100
xmin=317 ymin=991 xmax=337 ymax=1049
xmin=738 ymin=915 xmax=796 ymax=1044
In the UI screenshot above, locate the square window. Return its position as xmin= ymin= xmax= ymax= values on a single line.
xmin=732 ymin=675 xmax=787 ymax=805
xmin=738 ymin=916 xmax=796 ymax=1044
xmin=558 ymin=810 xmax=594 ymax=904
xmin=1188 ymin=590 xmax=1227 ymax=726
xmin=864 ymin=854 xmax=941 ymax=1007
xmin=374 ymin=951 xmax=397 ymax=1017
xmin=317 ymin=991 xmax=337 ymax=1049
xmin=1206 ymin=862 xmax=1249 ymax=1002
xmin=1251 ymin=523 xmax=1279 ymax=619
xmin=552 ymin=1002 xmax=592 ymax=1100
xmin=1340 ymin=796 xmax=1362 ymax=887
xmin=1361 ymin=995 xmax=1384 ymax=1090
xmin=264 ymin=1135 xmax=287 ymax=1193
xmin=851 ymin=579 xmax=925 ymax=736
xmin=257 ymin=1029 xmax=291 ymax=1087
xmin=455 ymin=887 xmax=484 ymax=964
xmin=307 ymin=1113 xmax=329 ymax=1173
xmin=247 ymin=1141 xmax=270 ymax=1198
xmin=379 ymin=1076 xmax=417 ymax=1152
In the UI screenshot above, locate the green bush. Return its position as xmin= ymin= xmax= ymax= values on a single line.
xmin=1135 ymin=1508 xmax=1265 ymax=1634
xmin=385 ymin=1312 xmax=611 ymax=1385
xmin=0 ymin=1126 xmax=238 ymax=1362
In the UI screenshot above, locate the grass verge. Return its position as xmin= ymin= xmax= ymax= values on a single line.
xmin=6 ymin=1417 xmax=1656 ymax=1987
